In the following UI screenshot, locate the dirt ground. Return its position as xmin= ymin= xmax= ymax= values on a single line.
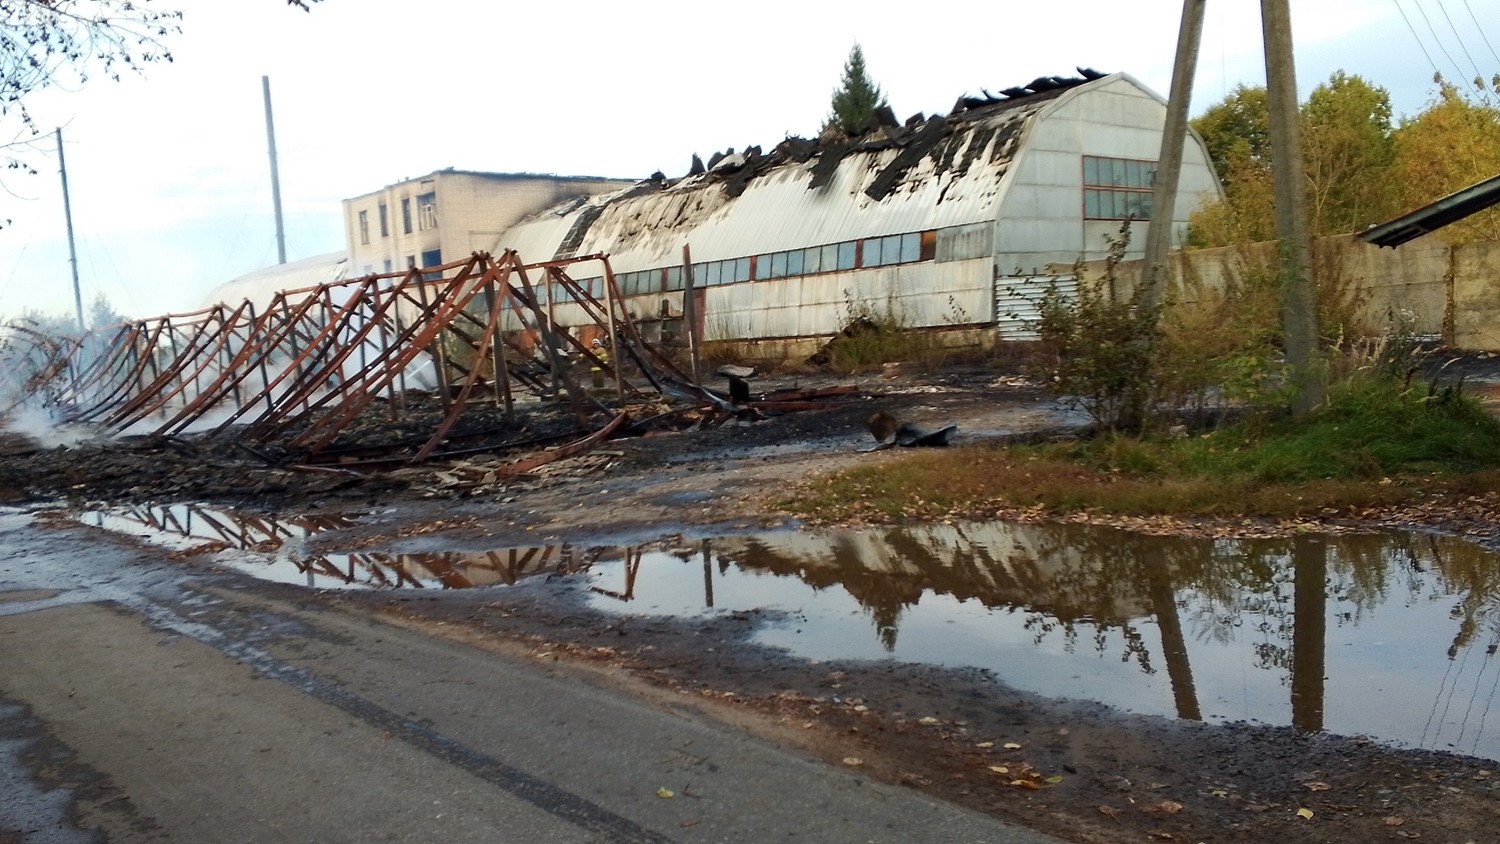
xmin=6 ymin=363 xmax=1500 ymax=843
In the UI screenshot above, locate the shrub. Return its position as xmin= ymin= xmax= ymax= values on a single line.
xmin=1034 ymin=224 xmax=1162 ymax=432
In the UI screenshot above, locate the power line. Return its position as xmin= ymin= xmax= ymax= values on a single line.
xmin=1436 ymin=0 xmax=1494 ymax=99
xmin=1413 ymin=0 xmax=1473 ymax=87
xmin=1461 ymin=0 xmax=1500 ymax=67
xmin=1393 ymin=0 xmax=1445 ymax=81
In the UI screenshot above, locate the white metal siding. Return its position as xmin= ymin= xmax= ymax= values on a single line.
xmin=697 ymin=258 xmax=992 ymax=341
xmin=201 ymin=252 xmax=350 ymax=310
xmin=994 ymin=275 xmax=1078 ymax=341
xmin=992 ymin=74 xmax=1224 ymax=273
xmin=936 ymin=223 xmax=993 ymax=263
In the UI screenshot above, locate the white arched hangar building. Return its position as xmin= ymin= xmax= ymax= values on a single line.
xmin=494 ymin=71 xmax=1223 ymax=357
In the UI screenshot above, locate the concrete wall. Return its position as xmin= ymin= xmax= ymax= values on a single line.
xmin=1074 ymin=232 xmax=1500 ymax=351
xmin=1454 ymin=242 xmax=1500 ymax=350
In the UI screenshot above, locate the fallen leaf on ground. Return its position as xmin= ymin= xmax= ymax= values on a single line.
xmin=1383 ymin=817 xmax=1405 ymax=826
xmin=989 ymin=766 xmax=1010 ymax=774
xmin=919 ymin=716 xmax=940 ymax=725
xmin=1098 ymin=805 xmax=1121 ymax=821
xmin=1304 ymin=781 xmax=1331 ymax=791
xmin=842 ymin=757 xmax=863 ymax=767
xmin=656 ymin=787 xmax=674 ymax=799
xmin=1045 ymin=775 xmax=1064 ymax=784
xmin=1297 ymin=807 xmax=1314 ymax=820
xmin=1145 ymin=800 xmax=1183 ymax=815
xmin=1009 ymin=779 xmax=1040 ymax=790
xmin=1003 ymin=742 xmax=1022 ymax=749
xmin=976 ymin=741 xmax=995 ymax=748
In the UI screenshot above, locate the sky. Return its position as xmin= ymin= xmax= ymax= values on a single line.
xmin=0 ymin=0 xmax=1495 ymax=324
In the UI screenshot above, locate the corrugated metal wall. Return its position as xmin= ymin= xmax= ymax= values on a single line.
xmin=994 ymin=275 xmax=1078 ymax=341
xmin=697 ymin=258 xmax=991 ymax=341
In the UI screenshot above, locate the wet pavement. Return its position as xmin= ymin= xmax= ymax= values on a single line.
xmin=1 ymin=506 xmax=1062 ymax=843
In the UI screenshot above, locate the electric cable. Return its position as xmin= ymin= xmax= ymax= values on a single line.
xmin=1436 ymin=0 xmax=1495 ymax=101
xmin=1394 ymin=0 xmax=1447 ymax=82
xmin=1414 ymin=0 xmax=1474 ymax=88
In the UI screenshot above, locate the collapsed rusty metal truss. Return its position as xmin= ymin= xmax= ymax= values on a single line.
xmin=0 ymin=251 xmax=720 ymax=465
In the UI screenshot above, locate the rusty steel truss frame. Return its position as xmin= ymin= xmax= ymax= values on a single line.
xmin=0 ymin=251 xmax=709 ymax=465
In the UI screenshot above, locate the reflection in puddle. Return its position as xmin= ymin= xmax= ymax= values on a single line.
xmin=79 ymin=505 xmax=596 ymax=589
xmin=79 ymin=505 xmax=1500 ymax=760
xmin=584 ymin=523 xmax=1500 ymax=762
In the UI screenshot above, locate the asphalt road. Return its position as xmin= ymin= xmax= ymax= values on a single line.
xmin=0 ymin=509 xmax=1064 ymax=844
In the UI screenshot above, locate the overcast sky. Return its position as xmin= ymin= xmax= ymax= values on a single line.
xmin=0 ymin=0 xmax=1494 ymax=324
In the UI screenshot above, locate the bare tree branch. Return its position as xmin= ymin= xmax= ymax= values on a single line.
xmin=0 ymin=0 xmax=321 ymax=221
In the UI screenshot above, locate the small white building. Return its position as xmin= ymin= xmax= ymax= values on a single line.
xmin=204 ymin=170 xmax=635 ymax=310
xmin=341 ymin=169 xmax=636 ymax=278
xmin=493 ymin=72 xmax=1223 ymax=350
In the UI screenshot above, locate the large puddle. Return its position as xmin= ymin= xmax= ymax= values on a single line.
xmin=78 ymin=504 xmax=1500 ymax=760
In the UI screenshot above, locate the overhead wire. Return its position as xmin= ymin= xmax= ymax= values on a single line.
xmin=1413 ymin=0 xmax=1477 ymax=89
xmin=1455 ymin=631 xmax=1492 ymax=747
xmin=1472 ymin=641 xmax=1500 ymax=755
xmin=1393 ymin=0 xmax=1447 ymax=82
xmin=1435 ymin=0 xmax=1495 ymax=101
xmin=1460 ymin=0 xmax=1500 ymax=67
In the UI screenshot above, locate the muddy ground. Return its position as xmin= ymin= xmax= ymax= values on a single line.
xmin=6 ymin=363 xmax=1500 ymax=843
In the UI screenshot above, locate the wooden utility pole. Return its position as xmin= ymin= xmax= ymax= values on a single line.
xmin=1140 ymin=0 xmax=1206 ymax=309
xmin=1262 ymin=0 xmax=1323 ymax=414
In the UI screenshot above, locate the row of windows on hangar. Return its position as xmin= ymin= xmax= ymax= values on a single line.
xmin=555 ymin=230 xmax=937 ymax=302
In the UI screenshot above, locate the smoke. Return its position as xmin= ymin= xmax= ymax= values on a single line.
xmin=0 ymin=405 xmax=102 ymax=450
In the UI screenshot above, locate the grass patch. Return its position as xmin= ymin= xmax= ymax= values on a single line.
xmin=783 ymin=379 xmax=1500 ymax=523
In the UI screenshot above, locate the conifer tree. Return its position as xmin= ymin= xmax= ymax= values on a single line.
xmin=828 ymin=44 xmax=889 ymax=134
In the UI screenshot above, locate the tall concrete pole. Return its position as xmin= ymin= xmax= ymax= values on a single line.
xmin=262 ymin=75 xmax=287 ymax=265
xmin=1262 ymin=0 xmax=1322 ymax=414
xmin=1140 ymin=0 xmax=1206 ymax=309
xmin=57 ymin=128 xmax=85 ymax=332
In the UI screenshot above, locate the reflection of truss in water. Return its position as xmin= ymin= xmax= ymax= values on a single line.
xmin=84 ymin=503 xmax=602 ymax=589
xmin=286 ymin=545 xmax=592 ymax=590
xmin=588 ymin=547 xmax=644 ymax=602
xmin=87 ymin=502 xmax=355 ymax=553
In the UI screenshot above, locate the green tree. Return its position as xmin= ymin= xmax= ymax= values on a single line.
xmin=1300 ymin=72 xmax=1397 ymax=235
xmin=1188 ymin=72 xmax=1405 ymax=246
xmin=1393 ymin=82 xmax=1500 ymax=245
xmin=827 ymin=44 xmax=888 ymax=135
xmin=1187 ymin=86 xmax=1273 ymax=246
xmin=1190 ymin=84 xmax=1270 ymax=189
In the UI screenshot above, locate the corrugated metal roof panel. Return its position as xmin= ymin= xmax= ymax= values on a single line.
xmin=493 ymin=86 xmax=1065 ymax=272
xmin=200 ymin=252 xmax=350 ymax=310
